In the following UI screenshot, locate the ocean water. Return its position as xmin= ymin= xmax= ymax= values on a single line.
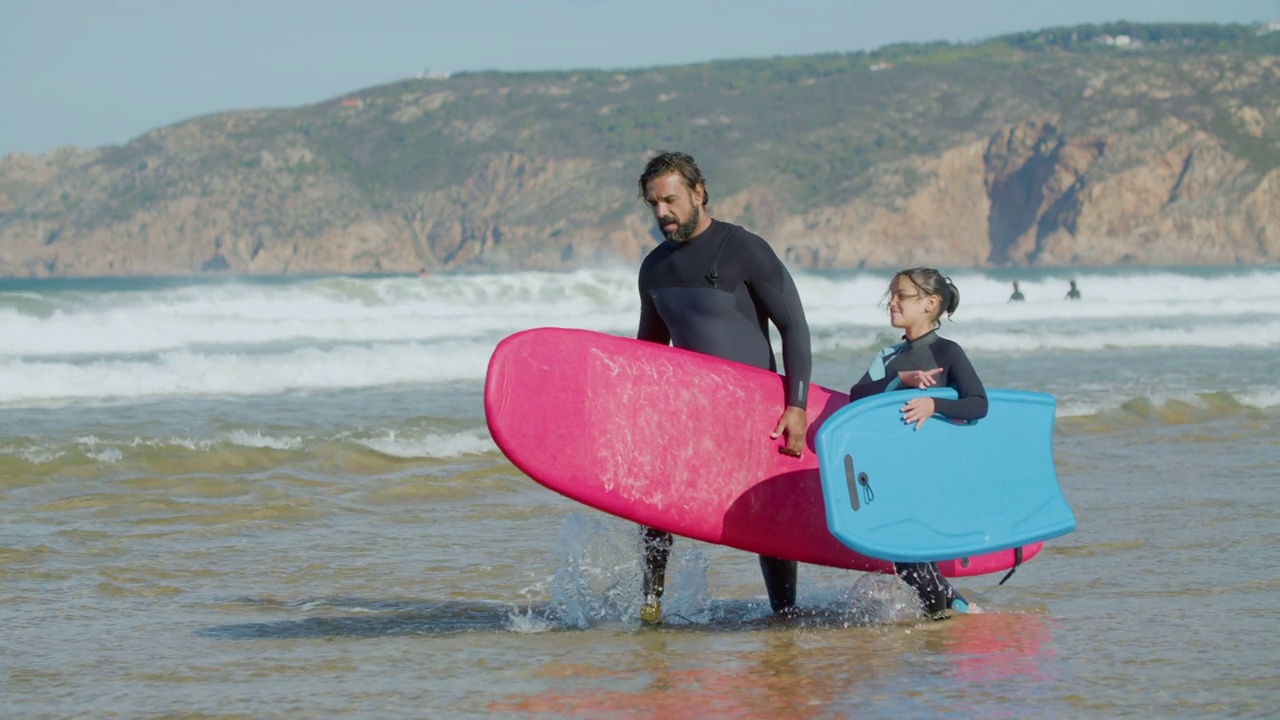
xmin=2 ymin=266 xmax=1277 ymax=718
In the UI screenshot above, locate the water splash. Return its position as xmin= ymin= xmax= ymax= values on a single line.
xmin=546 ymin=513 xmax=711 ymax=628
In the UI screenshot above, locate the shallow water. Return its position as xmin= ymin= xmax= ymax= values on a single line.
xmin=3 ymin=268 xmax=1279 ymax=718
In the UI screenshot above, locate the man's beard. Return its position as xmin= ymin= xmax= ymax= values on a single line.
xmin=660 ymin=205 xmax=701 ymax=243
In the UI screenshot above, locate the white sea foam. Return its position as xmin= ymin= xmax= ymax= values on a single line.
xmin=135 ymin=435 xmax=215 ymax=452
xmin=1061 ymin=386 xmax=1280 ymax=416
xmin=796 ymin=268 xmax=1280 ymax=328
xmin=5 ymin=268 xmax=1277 ymax=358
xmin=0 ymin=427 xmax=499 ymax=464
xmin=0 ymin=270 xmax=639 ymax=358
xmin=809 ymin=319 xmax=1280 ymax=355
xmin=2 ymin=268 xmax=1278 ymax=408
xmin=1236 ymin=388 xmax=1280 ymax=411
xmin=1054 ymin=400 xmax=1106 ymax=418
xmin=224 ymin=430 xmax=304 ymax=451
xmin=356 ymin=429 xmax=495 ymax=458
xmin=949 ymin=319 xmax=1280 ymax=353
xmin=86 ymin=447 xmax=124 ymax=464
xmin=0 ymin=341 xmax=494 ymax=407
xmin=0 ymin=444 xmax=65 ymax=464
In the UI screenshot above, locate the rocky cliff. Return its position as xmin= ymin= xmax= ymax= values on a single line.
xmin=2 ymin=23 xmax=1277 ymax=277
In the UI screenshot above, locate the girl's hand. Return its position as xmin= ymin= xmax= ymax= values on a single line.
xmin=898 ymin=368 xmax=942 ymax=389
xmin=901 ymin=397 xmax=936 ymax=429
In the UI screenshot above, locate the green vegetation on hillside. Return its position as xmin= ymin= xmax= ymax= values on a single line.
xmin=5 ymin=21 xmax=1278 ymax=231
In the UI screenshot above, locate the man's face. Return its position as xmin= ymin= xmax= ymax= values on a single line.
xmin=643 ymin=173 xmax=702 ymax=243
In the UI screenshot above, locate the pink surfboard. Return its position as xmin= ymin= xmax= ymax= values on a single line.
xmin=484 ymin=327 xmax=1041 ymax=577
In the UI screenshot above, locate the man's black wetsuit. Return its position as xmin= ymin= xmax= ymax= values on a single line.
xmin=637 ymin=218 xmax=812 ymax=613
xmin=849 ymin=329 xmax=987 ymax=617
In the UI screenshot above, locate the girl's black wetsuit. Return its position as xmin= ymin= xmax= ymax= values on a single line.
xmin=849 ymin=329 xmax=987 ymax=617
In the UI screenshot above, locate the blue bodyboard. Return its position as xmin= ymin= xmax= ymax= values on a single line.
xmin=815 ymin=388 xmax=1076 ymax=563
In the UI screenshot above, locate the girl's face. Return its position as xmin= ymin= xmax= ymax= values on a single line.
xmin=888 ymin=277 xmax=939 ymax=332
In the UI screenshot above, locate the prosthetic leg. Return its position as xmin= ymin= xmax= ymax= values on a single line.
xmin=640 ymin=526 xmax=672 ymax=624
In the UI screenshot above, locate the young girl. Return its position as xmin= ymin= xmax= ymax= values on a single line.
xmin=848 ymin=267 xmax=988 ymax=619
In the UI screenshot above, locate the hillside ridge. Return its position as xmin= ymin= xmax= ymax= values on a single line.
xmin=2 ymin=21 xmax=1278 ymax=277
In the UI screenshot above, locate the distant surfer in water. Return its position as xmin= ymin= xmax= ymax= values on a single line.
xmin=1065 ymin=280 xmax=1081 ymax=300
xmin=847 ymin=268 xmax=987 ymax=619
xmin=634 ymin=151 xmax=812 ymax=624
xmin=1009 ymin=281 xmax=1025 ymax=302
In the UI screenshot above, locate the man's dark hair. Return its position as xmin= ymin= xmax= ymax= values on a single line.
xmin=637 ymin=151 xmax=709 ymax=207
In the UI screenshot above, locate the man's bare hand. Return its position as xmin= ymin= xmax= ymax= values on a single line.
xmin=771 ymin=405 xmax=809 ymax=457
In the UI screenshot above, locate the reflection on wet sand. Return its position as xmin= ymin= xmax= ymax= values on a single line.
xmin=931 ymin=612 xmax=1054 ymax=683
xmin=488 ymin=613 xmax=1054 ymax=717
xmin=488 ymin=631 xmax=854 ymax=718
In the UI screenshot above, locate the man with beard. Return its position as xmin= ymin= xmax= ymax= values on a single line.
xmin=633 ymin=151 xmax=812 ymax=623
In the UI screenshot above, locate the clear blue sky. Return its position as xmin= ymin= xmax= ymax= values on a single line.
xmin=3 ymin=0 xmax=1277 ymax=156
